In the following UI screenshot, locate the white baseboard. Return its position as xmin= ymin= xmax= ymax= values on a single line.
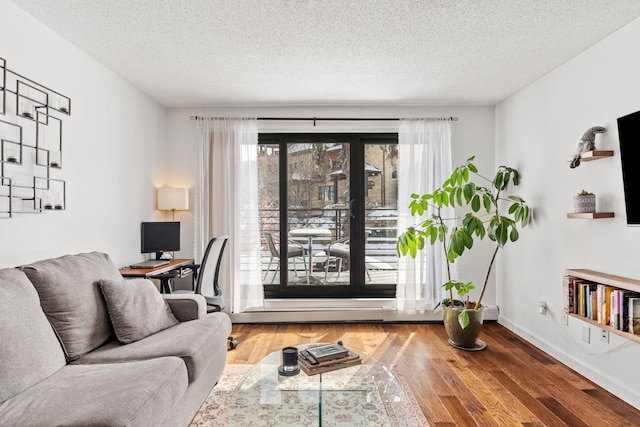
xmin=498 ymin=315 xmax=640 ymax=410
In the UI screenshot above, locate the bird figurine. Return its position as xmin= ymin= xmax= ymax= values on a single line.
xmin=570 ymin=126 xmax=606 ymax=168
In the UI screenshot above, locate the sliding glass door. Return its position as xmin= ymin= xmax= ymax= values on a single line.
xmin=258 ymin=133 xmax=398 ymax=298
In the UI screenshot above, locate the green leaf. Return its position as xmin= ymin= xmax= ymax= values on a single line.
xmin=496 ymin=222 xmax=509 ymax=246
xmin=450 ymin=232 xmax=463 ymax=256
xmin=411 ymin=193 xmax=419 ymax=199
xmin=430 ymin=226 xmax=438 ymax=244
xmin=508 ymin=203 xmax=518 ymax=214
xmin=502 ymin=172 xmax=511 ymax=190
xmin=514 ymin=206 xmax=522 ymax=222
xmin=471 ymin=195 xmax=481 ymax=212
xmin=468 ymin=163 xmax=478 ymax=173
xmin=458 ymin=310 xmax=470 ymax=329
xmin=462 ymin=230 xmax=474 ymax=249
xmin=456 ymin=187 xmax=463 ymax=205
xmin=512 ymin=170 xmax=521 ymax=185
xmin=494 ymin=172 xmax=503 ymax=190
xmin=463 ymin=183 xmax=475 ymax=202
xmin=462 ymin=167 xmax=469 ymax=182
xmin=483 ymin=194 xmax=493 ymax=212
xmin=510 ymin=227 xmax=519 ymax=242
xmin=441 ymin=191 xmax=449 ymax=206
xmin=523 ymin=206 xmax=531 ymax=227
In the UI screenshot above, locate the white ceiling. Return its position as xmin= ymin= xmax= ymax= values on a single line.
xmin=10 ymin=0 xmax=640 ymax=107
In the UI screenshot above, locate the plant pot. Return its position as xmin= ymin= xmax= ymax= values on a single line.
xmin=442 ymin=304 xmax=484 ymax=349
xmin=574 ymin=194 xmax=596 ymax=213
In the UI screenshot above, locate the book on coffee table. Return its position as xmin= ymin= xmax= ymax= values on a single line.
xmin=299 ymin=348 xmax=361 ymax=375
xmin=305 ymin=343 xmax=350 ymax=362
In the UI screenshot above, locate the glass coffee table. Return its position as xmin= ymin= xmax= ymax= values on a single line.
xmin=228 ymin=344 xmax=412 ymax=426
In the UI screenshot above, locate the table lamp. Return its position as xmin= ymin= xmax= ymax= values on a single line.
xmin=157 ymin=187 xmax=189 ymax=220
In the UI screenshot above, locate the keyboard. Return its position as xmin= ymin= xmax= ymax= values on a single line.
xmin=130 ymin=259 xmax=170 ymax=269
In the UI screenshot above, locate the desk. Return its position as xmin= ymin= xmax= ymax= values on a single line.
xmin=289 ymin=228 xmax=331 ymax=285
xmin=120 ymin=259 xmax=194 ymax=292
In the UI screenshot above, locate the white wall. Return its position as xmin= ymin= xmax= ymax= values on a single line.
xmin=0 ymin=0 xmax=165 ymax=268
xmin=165 ymin=105 xmax=497 ymax=307
xmin=496 ymin=17 xmax=640 ymax=408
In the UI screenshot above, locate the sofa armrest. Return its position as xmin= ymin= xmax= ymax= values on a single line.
xmin=163 ymin=294 xmax=207 ymax=321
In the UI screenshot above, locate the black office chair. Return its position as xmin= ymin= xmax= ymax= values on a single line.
xmin=149 ymin=236 xmax=237 ymax=350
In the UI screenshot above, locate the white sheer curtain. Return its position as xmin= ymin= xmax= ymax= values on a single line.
xmin=397 ymin=119 xmax=453 ymax=313
xmin=195 ymin=118 xmax=263 ymax=313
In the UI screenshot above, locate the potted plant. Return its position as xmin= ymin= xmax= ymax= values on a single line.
xmin=574 ymin=190 xmax=595 ymax=213
xmin=397 ymin=156 xmax=531 ymax=349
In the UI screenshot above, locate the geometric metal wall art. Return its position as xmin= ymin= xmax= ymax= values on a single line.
xmin=0 ymin=56 xmax=71 ymax=218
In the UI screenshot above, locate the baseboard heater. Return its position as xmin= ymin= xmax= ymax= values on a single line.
xmin=230 ymin=304 xmax=500 ymax=324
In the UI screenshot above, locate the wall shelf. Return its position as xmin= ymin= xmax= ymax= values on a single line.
xmin=566 ymin=212 xmax=614 ymax=219
xmin=565 ymin=269 xmax=640 ymax=345
xmin=579 ymin=150 xmax=614 ymax=162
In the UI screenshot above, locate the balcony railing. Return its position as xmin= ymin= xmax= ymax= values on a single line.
xmin=260 ymin=206 xmax=398 ymax=285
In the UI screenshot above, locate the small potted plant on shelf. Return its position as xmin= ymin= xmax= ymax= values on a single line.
xmin=574 ymin=190 xmax=596 ymax=213
xmin=397 ymin=156 xmax=532 ymax=350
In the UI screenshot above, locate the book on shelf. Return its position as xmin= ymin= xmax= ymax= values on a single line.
xmin=598 ymin=285 xmax=613 ymax=325
xmin=629 ymin=298 xmax=640 ymax=334
xmin=611 ymin=290 xmax=620 ymax=329
xmin=298 ymin=348 xmax=361 ymax=375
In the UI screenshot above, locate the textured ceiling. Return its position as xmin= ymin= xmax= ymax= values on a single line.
xmin=10 ymin=0 xmax=640 ymax=107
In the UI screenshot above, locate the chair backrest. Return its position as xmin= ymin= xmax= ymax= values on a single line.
xmin=264 ymin=233 xmax=280 ymax=257
xmin=195 ymin=236 xmax=229 ymax=298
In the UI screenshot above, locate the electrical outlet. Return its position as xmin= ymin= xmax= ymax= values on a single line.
xmin=582 ymin=326 xmax=590 ymax=343
xmin=600 ymin=329 xmax=609 ymax=344
xmin=537 ymin=301 xmax=547 ymax=315
xmin=561 ymin=312 xmax=569 ymax=326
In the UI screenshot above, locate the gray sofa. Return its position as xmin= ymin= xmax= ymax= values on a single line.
xmin=0 ymin=252 xmax=232 ymax=427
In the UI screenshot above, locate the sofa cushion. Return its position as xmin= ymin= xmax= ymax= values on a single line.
xmin=0 ymin=357 xmax=188 ymax=427
xmin=0 ymin=268 xmax=66 ymax=404
xmin=75 ymin=312 xmax=232 ymax=383
xmin=20 ymin=252 xmax=123 ymax=361
xmin=99 ymin=278 xmax=179 ymax=344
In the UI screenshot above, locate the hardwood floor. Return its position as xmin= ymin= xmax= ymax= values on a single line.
xmin=226 ymin=322 xmax=640 ymax=426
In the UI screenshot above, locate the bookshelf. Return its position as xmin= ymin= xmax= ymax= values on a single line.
xmin=565 ymin=269 xmax=640 ymax=345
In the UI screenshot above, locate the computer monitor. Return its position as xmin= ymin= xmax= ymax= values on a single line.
xmin=141 ymin=221 xmax=180 ymax=260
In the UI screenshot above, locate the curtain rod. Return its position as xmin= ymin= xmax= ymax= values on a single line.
xmin=190 ymin=116 xmax=458 ymax=123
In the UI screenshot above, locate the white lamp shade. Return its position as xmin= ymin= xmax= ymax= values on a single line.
xmin=157 ymin=187 xmax=189 ymax=210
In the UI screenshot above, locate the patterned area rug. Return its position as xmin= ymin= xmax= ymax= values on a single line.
xmin=190 ymin=364 xmax=429 ymax=426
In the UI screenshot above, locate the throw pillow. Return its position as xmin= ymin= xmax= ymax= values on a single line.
xmin=99 ymin=278 xmax=179 ymax=344
xmin=20 ymin=252 xmax=123 ymax=361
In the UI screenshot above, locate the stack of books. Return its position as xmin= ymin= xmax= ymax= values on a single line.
xmin=298 ymin=343 xmax=361 ymax=375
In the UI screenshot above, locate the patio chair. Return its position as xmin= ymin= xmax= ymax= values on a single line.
xmin=324 ymin=236 xmax=372 ymax=283
xmin=263 ymin=233 xmax=308 ymax=284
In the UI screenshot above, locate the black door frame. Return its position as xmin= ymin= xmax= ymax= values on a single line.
xmin=260 ymin=133 xmax=397 ymax=299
